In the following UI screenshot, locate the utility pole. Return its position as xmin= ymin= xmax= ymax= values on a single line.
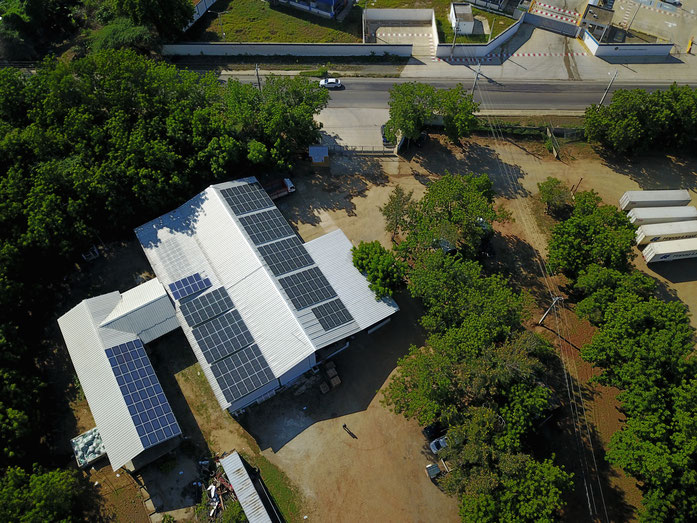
xmin=472 ymin=62 xmax=481 ymax=93
xmin=211 ymin=10 xmax=230 ymax=40
xmin=626 ymin=4 xmax=640 ymax=33
xmin=598 ymin=69 xmax=618 ymax=107
xmin=538 ymin=296 xmax=563 ymax=326
xmin=255 ymin=63 xmax=262 ymax=91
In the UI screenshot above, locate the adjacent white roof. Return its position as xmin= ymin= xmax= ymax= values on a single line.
xmin=220 ymin=452 xmax=273 ymax=523
xmin=305 ymin=229 xmax=399 ymax=330
xmin=57 ymin=279 xmax=179 ymax=471
xmin=136 ymin=178 xmax=399 ymax=411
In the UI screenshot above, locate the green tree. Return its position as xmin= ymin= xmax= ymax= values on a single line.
xmin=89 ymin=17 xmax=158 ymax=53
xmin=536 ymin=177 xmax=571 ymax=217
xmin=548 ymin=190 xmax=635 ymax=279
xmin=437 ymin=84 xmax=480 ymax=143
xmin=108 ymin=0 xmax=193 ymax=39
xmin=351 ymin=241 xmax=405 ymax=298
xmin=0 ymin=466 xmax=82 ymax=522
xmin=380 ymin=185 xmax=414 ymax=242
xmin=384 ymin=82 xmax=437 ymax=142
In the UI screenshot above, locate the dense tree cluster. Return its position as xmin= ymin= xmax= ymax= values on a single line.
xmin=379 ymin=175 xmax=571 ymax=521
xmin=553 ymin=202 xmax=697 ymax=520
xmin=384 ymin=83 xmax=479 ymax=144
xmin=0 ymin=50 xmax=327 ymax=517
xmin=585 ymin=84 xmax=697 ymax=155
xmin=547 ymin=190 xmax=636 ymax=279
xmin=536 ymin=176 xmax=571 ymax=218
xmin=351 ymin=241 xmax=406 ymax=298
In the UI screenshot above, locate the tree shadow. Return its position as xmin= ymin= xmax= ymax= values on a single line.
xmin=277 ymin=154 xmax=389 ymax=227
xmin=594 ymin=147 xmax=697 ymax=192
xmin=236 ymin=291 xmax=425 ymax=452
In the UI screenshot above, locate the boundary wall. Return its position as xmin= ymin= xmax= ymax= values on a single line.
xmin=162 ymin=43 xmax=413 ymax=56
xmin=581 ymin=29 xmax=673 ymax=58
xmin=435 ymin=14 xmax=524 ymax=59
xmin=362 ymin=8 xmax=439 ymax=44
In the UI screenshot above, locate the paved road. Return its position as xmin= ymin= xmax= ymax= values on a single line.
xmin=224 ymin=74 xmax=694 ymax=110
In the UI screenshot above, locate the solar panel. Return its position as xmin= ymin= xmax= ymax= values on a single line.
xmin=312 ymin=298 xmax=354 ymax=331
xmin=211 ymin=344 xmax=275 ymax=404
xmin=192 ymin=309 xmax=255 ymax=364
xmin=278 ymin=267 xmax=337 ymax=310
xmin=237 ymin=209 xmax=296 ymax=246
xmin=258 ymin=237 xmax=314 ymax=276
xmin=220 ymin=183 xmax=274 ymax=216
xmin=169 ymin=273 xmax=211 ymax=301
xmin=180 ymin=287 xmax=235 ymax=327
xmin=105 ymin=340 xmax=181 ymax=449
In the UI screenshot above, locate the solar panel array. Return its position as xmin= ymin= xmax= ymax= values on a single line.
xmin=180 ymin=287 xmax=234 ymax=327
xmin=278 ymin=267 xmax=337 ymax=310
xmin=258 ymin=237 xmax=314 ymax=277
xmin=238 ymin=209 xmax=296 ymax=246
xmin=211 ymin=344 xmax=275 ymax=403
xmin=220 ymin=183 xmax=274 ymax=216
xmin=192 ymin=309 xmax=255 ymax=364
xmin=169 ymin=273 xmax=211 ymax=301
xmin=105 ymin=340 xmax=181 ymax=449
xmin=312 ymin=299 xmax=354 ymax=331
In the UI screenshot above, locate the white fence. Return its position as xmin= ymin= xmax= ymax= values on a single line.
xmin=581 ymin=29 xmax=673 ymax=58
xmin=435 ymin=15 xmax=524 ymax=58
xmin=362 ymin=8 xmax=439 ymax=44
xmin=162 ymin=42 xmax=414 ymax=56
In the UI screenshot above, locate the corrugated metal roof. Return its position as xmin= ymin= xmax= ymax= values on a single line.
xmin=58 ymin=295 xmax=144 ymax=471
xmin=57 ymin=281 xmax=182 ymax=470
xmin=304 ymin=229 xmax=399 ymax=330
xmin=220 ymin=452 xmax=273 ymax=523
xmin=135 ymin=178 xmax=399 ymax=411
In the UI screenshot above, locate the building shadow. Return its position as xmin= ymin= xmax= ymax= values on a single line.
xmin=647 ymin=258 xmax=697 ymax=285
xmin=236 ymin=290 xmax=425 ymax=452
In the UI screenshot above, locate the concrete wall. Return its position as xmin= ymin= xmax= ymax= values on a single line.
xmin=162 ymin=43 xmax=414 ymax=56
xmin=525 ymin=11 xmax=580 ymax=37
xmin=435 ymin=15 xmax=524 ymax=58
xmin=581 ymin=29 xmax=673 ymax=57
xmin=362 ymin=8 xmax=435 ymax=22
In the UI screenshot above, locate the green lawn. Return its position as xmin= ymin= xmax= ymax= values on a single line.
xmin=189 ymin=0 xmax=515 ymax=45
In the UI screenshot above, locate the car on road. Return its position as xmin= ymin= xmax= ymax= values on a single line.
xmin=662 ymin=0 xmax=681 ymax=5
xmin=319 ymin=78 xmax=343 ymax=89
xmin=429 ymin=436 xmax=448 ymax=454
xmin=422 ymin=422 xmax=446 ymax=441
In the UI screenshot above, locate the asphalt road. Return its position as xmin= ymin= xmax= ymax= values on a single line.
xmin=225 ymin=74 xmax=693 ymax=110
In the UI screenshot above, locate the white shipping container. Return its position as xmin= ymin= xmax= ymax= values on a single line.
xmin=643 ymin=238 xmax=697 ymax=263
xmin=619 ymin=189 xmax=691 ymax=211
xmin=636 ymin=221 xmax=697 ymax=245
xmin=627 ymin=206 xmax=697 ymax=225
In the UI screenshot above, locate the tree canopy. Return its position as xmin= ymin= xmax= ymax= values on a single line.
xmin=536 ymin=177 xmax=571 ymax=217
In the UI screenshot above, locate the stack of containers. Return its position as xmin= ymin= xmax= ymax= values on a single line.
xmin=619 ymin=190 xmax=697 ymax=263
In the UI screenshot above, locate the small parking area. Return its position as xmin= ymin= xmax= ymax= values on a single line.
xmin=611 ymin=0 xmax=696 ymax=49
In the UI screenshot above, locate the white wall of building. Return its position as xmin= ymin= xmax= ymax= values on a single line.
xmin=163 ymin=43 xmax=414 ymax=56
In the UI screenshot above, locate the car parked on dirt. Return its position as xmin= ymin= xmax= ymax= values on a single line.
xmin=429 ymin=436 xmax=448 ymax=454
xmin=319 ymin=78 xmax=343 ymax=89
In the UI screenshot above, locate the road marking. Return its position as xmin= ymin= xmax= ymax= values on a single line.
xmin=433 ymin=52 xmax=588 ymax=62
xmin=532 ymin=8 xmax=579 ymax=23
xmin=535 ymin=2 xmax=580 ymax=16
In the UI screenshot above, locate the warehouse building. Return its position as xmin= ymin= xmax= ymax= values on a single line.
xmin=135 ymin=177 xmax=399 ymax=415
xmin=58 ymin=278 xmax=183 ymax=471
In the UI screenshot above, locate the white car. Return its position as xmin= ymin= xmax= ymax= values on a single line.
xmin=429 ymin=436 xmax=448 ymax=454
xmin=319 ymin=78 xmax=343 ymax=89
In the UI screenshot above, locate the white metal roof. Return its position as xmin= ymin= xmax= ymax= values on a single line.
xmin=304 ymin=229 xmax=399 ymax=330
xmin=135 ymin=178 xmax=399 ymax=411
xmin=220 ymin=452 xmax=273 ymax=523
xmin=57 ymin=279 xmax=180 ymax=471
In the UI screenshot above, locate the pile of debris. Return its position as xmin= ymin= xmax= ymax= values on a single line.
xmin=70 ymin=427 xmax=107 ymax=468
xmin=319 ymin=360 xmax=341 ymax=394
xmin=194 ymin=455 xmax=238 ymax=520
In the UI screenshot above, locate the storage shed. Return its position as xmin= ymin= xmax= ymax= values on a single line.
xmin=449 ymin=3 xmax=475 ymax=35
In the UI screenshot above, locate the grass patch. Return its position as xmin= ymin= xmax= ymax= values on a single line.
xmin=188 ymin=0 xmax=515 ymax=45
xmin=242 ymin=452 xmax=304 ymax=523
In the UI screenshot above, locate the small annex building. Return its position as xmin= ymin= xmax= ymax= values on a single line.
xmin=220 ymin=452 xmax=282 ymax=523
xmin=449 ymin=3 xmax=475 ymax=35
xmin=135 ymin=177 xmax=399 ymax=415
xmin=58 ymin=278 xmax=183 ymax=471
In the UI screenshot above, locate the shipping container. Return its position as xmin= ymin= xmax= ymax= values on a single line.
xmin=619 ymin=189 xmax=692 ymax=211
xmin=635 ymin=221 xmax=697 ymax=245
xmin=643 ymin=238 xmax=697 ymax=263
xmin=627 ymin=206 xmax=697 ymax=225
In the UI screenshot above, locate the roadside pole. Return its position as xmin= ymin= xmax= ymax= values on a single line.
xmin=255 ymin=64 xmax=262 ymax=91
xmin=598 ymin=69 xmax=618 ymax=107
xmin=472 ymin=62 xmax=481 ymax=93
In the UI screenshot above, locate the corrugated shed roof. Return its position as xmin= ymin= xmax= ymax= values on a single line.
xmin=58 ymin=295 xmax=144 ymax=471
xmin=304 ymin=229 xmax=399 ymax=330
xmin=220 ymin=452 xmax=273 ymax=523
